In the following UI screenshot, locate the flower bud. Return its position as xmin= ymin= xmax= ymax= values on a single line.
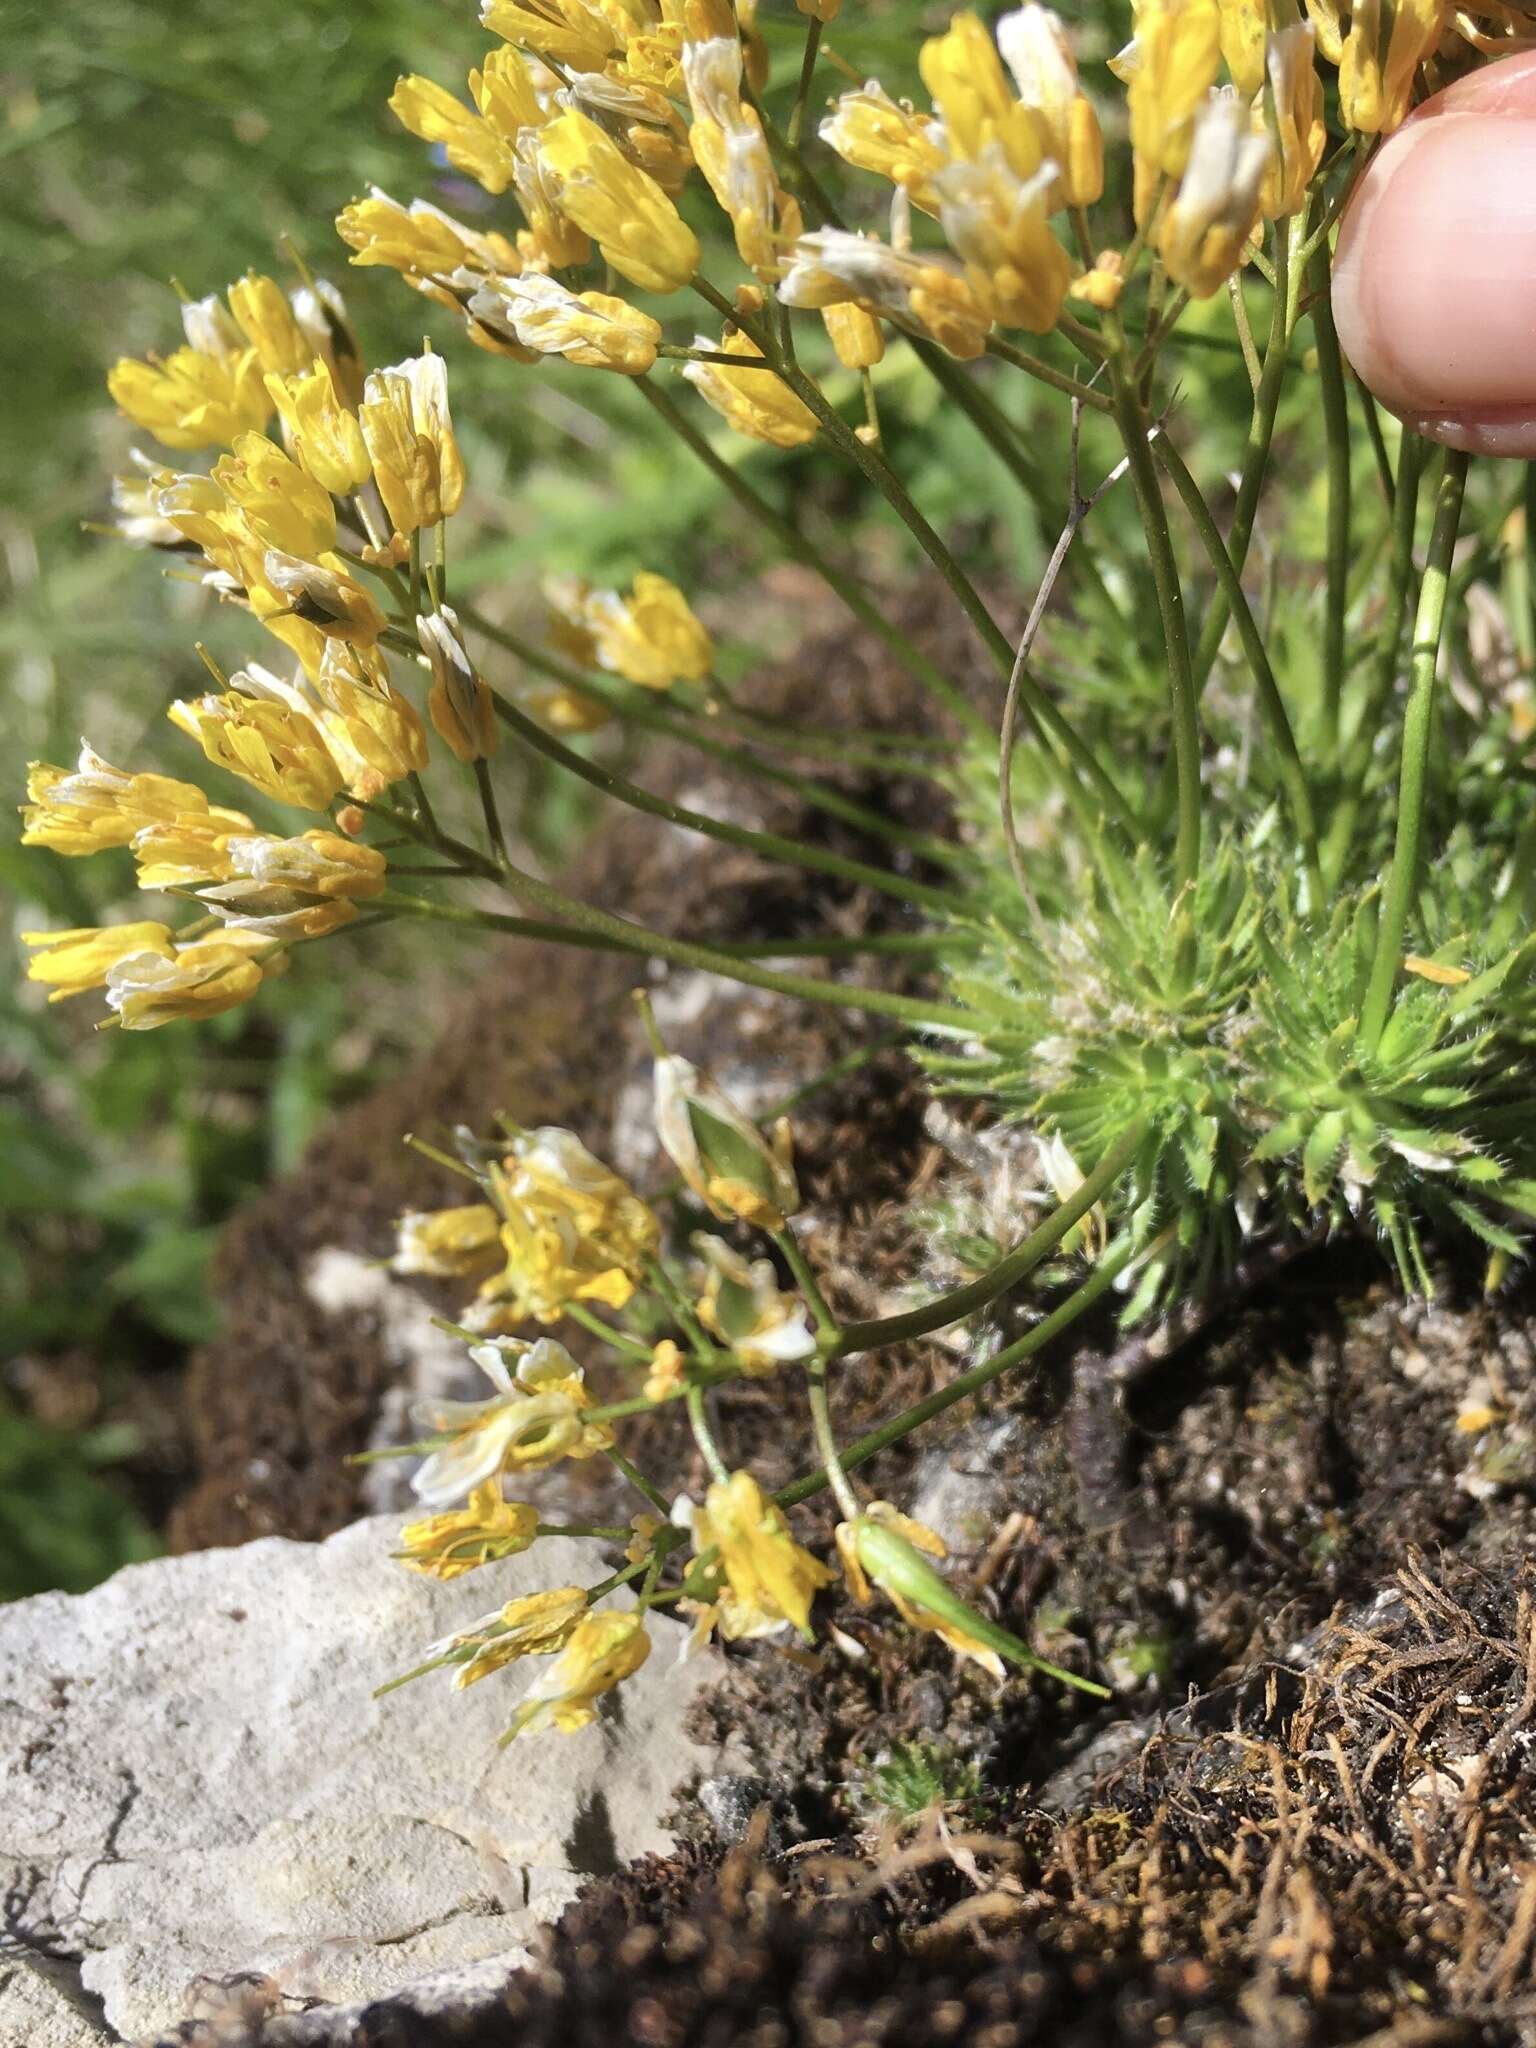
xmin=653 ymin=1053 xmax=800 ymax=1231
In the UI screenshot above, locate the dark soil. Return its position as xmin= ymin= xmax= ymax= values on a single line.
xmin=158 ymin=593 xmax=1536 ymax=2042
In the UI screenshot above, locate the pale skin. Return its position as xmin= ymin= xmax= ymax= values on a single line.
xmin=1332 ymin=49 xmax=1536 ymax=457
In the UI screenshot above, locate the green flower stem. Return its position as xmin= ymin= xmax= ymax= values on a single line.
xmin=1191 ymin=214 xmax=1301 ymax=695
xmin=378 ymin=891 xmax=969 ymax=968
xmin=1106 ymin=328 xmax=1203 ymax=889
xmin=1151 ymin=432 xmax=1323 ymax=901
xmin=564 ymin=1299 xmax=656 ymax=1364
xmin=1358 ymin=448 xmax=1470 ymax=1054
xmin=805 ymin=1363 xmax=860 ymax=1519
xmin=634 ymin=378 xmax=991 ymax=746
xmin=829 ymin=1122 xmax=1146 ymax=1357
xmin=1324 ymin=432 xmax=1428 ymax=882
xmin=777 ymin=1234 xmax=1137 ymax=1509
xmin=536 ymin=1522 xmax=632 ymax=1542
xmin=1354 ymin=378 xmax=1396 ymax=509
xmin=984 ymin=335 xmax=1113 ymax=411
xmin=692 ymin=278 xmax=1018 ymax=693
xmin=1310 ymin=241 xmax=1353 ymax=743
xmin=773 ymin=1228 xmax=859 ymax=1520
xmin=494 ymin=663 xmax=970 ymax=869
xmin=458 ymin=604 xmax=940 ymax=771
xmin=786 ymin=13 xmax=822 ymax=147
xmin=472 ymin=757 xmax=508 ymax=867
xmin=606 ymin=1446 xmax=672 ymax=1518
xmin=483 ymin=684 xmax=971 ymax=918
xmin=686 ymin=1383 xmax=731 ymax=1487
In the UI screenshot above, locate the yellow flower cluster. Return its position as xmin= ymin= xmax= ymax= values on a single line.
xmin=20 ymin=264 xmax=501 ymax=1029
xmin=391 ymin=1125 xmax=659 ymax=1332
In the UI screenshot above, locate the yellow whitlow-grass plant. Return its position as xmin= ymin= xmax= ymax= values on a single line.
xmin=19 ymin=0 xmax=1536 ymax=1734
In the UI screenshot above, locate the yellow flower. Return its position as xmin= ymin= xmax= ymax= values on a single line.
xmin=470 ymin=41 xmax=554 ymax=139
xmin=417 ymin=606 xmax=500 ymax=763
xmin=475 ymin=1125 xmax=660 ymax=1325
xmin=1262 ymin=22 xmax=1326 ymax=218
xmin=1216 ymin=0 xmax=1267 ymax=95
xmin=103 ymin=932 xmax=279 ymax=1031
xmin=411 ymin=1337 xmax=611 ymax=1505
xmin=797 ymin=0 xmax=840 ymax=17
xmin=643 ymin=1338 xmax=686 ymax=1403
xmin=310 ymin=640 xmax=430 ymax=796
xmin=467 ymin=275 xmax=662 ymax=374
xmin=107 ymin=344 xmax=269 ymax=453
xmin=930 ymin=146 xmax=1071 ymax=333
xmin=996 ymin=3 xmax=1105 ymax=208
xmin=168 ymin=689 xmax=345 ymax=811
xmin=535 ymin=109 xmax=700 ymax=295
xmin=191 ymin=828 xmax=387 ymax=941
xmin=392 ymin=1202 xmax=506 ymax=1281
xmin=546 ymin=572 xmax=712 ymax=690
xmin=919 ymin=11 xmax=1045 ymax=173
xmin=1118 ymin=0 xmax=1224 ymax=221
xmin=693 ymin=1235 xmax=817 ymax=1376
xmin=1158 ymin=89 xmax=1271 ymax=297
xmin=482 ymin=0 xmax=622 ymax=71
xmin=336 ymin=187 xmax=522 ymax=284
xmin=290 ymin=278 xmax=367 ymax=410
xmin=653 ymin=1053 xmax=800 ymax=1231
xmin=213 ymin=433 xmax=337 ymax=558
xmin=389 ymin=73 xmax=516 ymax=194
xmin=822 ymin=303 xmax=886 ymax=369
xmin=503 ymin=1609 xmax=650 ymax=1737
xmin=1336 ymin=0 xmax=1443 ymax=132
xmin=22 ymin=923 xmax=176 ymax=1002
xmin=395 ymin=1481 xmax=540 ymax=1582
xmin=436 ymin=1585 xmax=591 ymax=1689
xmin=263 ymin=359 xmax=372 ymax=498
xmin=360 ymin=353 xmax=466 ymax=539
xmin=1069 ymin=249 xmax=1126 ymax=308
xmin=777 ymin=230 xmax=993 ymax=361
xmin=227 ymin=272 xmax=311 ymax=378
xmin=692 ymin=1471 xmax=835 ymax=1641
xmin=262 ymin=550 xmax=387 ymax=648
xmin=836 ymin=1501 xmax=1006 ymax=1679
xmin=818 ymin=82 xmax=948 ymax=215
xmin=683 ymin=37 xmax=800 ymax=279
xmin=21 ymin=745 xmax=232 ymax=856
xmin=130 ymin=814 xmax=247 ymax=891
xmin=681 ymin=328 xmax=819 ymax=447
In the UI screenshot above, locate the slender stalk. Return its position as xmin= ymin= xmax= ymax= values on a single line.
xmin=1107 ymin=336 xmax=1202 ymax=887
xmin=565 ymin=1299 xmax=655 ymax=1364
xmin=606 ymin=1447 xmax=672 ymax=1518
xmin=1358 ymin=450 xmax=1469 ymax=1053
xmin=634 ymin=379 xmax=990 ymax=744
xmin=380 ymin=891 xmax=972 ymax=967
xmin=486 ymin=684 xmax=971 ymax=918
xmin=472 ymin=758 xmax=508 ymax=867
xmin=1354 ymin=377 xmax=1396 ymax=510
xmin=778 ymin=1237 xmax=1137 ymax=1507
xmin=1152 ymin=433 xmax=1322 ymax=900
xmin=459 ymin=603 xmax=942 ymax=770
xmin=1191 ymin=215 xmax=1300 ymax=693
xmin=830 ymin=1123 xmax=1146 ymax=1356
xmin=685 ymin=1384 xmax=731 ymax=1485
xmin=786 ymin=14 xmax=822 ymax=147
xmin=984 ymin=334 xmax=1113 ymax=409
xmin=1310 ymin=241 xmax=1353 ymax=742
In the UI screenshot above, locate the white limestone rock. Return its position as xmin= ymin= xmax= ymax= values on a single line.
xmin=0 ymin=1517 xmax=725 ymax=2042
